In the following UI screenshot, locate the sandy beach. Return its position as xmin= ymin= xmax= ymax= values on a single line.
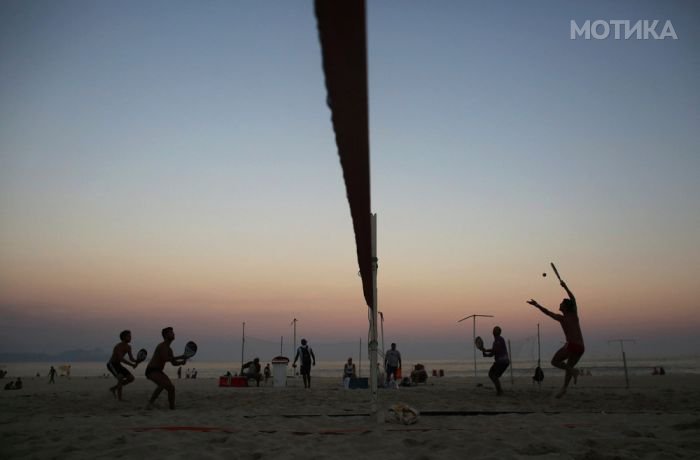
xmin=2 ymin=373 xmax=700 ymax=459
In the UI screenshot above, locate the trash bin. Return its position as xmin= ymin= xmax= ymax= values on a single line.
xmin=271 ymin=356 xmax=290 ymax=388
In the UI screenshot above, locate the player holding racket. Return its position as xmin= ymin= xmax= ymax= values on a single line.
xmin=145 ymin=327 xmax=188 ymax=410
xmin=478 ymin=326 xmax=510 ymax=396
xmin=527 ymin=276 xmax=584 ymax=398
xmin=107 ymin=330 xmax=139 ymax=401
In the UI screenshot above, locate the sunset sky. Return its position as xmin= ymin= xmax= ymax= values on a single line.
xmin=1 ymin=1 xmax=698 ymax=361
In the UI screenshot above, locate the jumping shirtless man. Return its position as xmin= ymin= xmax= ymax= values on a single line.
xmin=107 ymin=330 xmax=138 ymax=401
xmin=527 ymin=279 xmax=584 ymax=398
xmin=145 ymin=327 xmax=187 ymax=410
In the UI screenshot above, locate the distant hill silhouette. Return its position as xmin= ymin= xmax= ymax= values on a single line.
xmin=0 ymin=348 xmax=108 ymax=363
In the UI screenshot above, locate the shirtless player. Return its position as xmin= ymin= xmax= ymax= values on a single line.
xmin=107 ymin=330 xmax=138 ymax=401
xmin=144 ymin=327 xmax=187 ymax=410
xmin=527 ymin=279 xmax=584 ymax=398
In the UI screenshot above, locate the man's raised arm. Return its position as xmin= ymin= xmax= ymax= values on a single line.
xmin=527 ymin=299 xmax=563 ymax=321
xmin=560 ymin=280 xmax=576 ymax=303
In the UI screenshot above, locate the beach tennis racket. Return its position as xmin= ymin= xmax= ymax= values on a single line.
xmin=550 ymin=262 xmax=563 ymax=282
xmin=183 ymin=341 xmax=198 ymax=359
xmin=136 ymin=348 xmax=147 ymax=363
xmin=474 ymin=336 xmax=484 ymax=350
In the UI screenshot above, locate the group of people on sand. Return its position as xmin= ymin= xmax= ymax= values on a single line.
xmin=477 ymin=278 xmax=585 ymax=399
xmin=103 ymin=277 xmax=585 ymax=407
xmin=234 ymin=338 xmax=316 ymax=388
xmin=107 ymin=327 xmax=190 ymax=410
xmin=4 ymin=377 xmax=22 ymax=390
xmin=228 ymin=338 xmax=317 ymax=388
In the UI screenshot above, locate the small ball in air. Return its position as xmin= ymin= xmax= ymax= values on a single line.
xmin=542 ymin=273 xmax=547 ymax=277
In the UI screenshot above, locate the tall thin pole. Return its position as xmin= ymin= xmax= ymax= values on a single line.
xmin=609 ymin=339 xmax=636 ymax=388
xmin=369 ymin=213 xmax=379 ymax=414
xmin=280 ymin=336 xmax=283 ymax=355
xmin=457 ymin=314 xmax=494 ymax=378
xmin=359 ymin=337 xmax=362 ymax=378
xmin=473 ymin=318 xmax=476 ymax=377
xmin=241 ymin=322 xmax=245 ymax=371
xmin=379 ymin=311 xmax=385 ymax=359
xmin=508 ymin=339 xmax=514 ymax=385
xmin=537 ymin=324 xmax=541 ymax=367
xmin=291 ymin=318 xmax=297 ymax=358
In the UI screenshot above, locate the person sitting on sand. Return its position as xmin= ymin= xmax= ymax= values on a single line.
xmin=107 ymin=330 xmax=138 ymax=401
xmin=527 ymin=278 xmax=584 ymax=398
xmin=479 ymin=326 xmax=510 ymax=396
xmin=410 ymin=364 xmax=428 ymax=384
xmin=14 ymin=377 xmax=22 ymax=390
xmin=242 ymin=358 xmax=262 ymax=386
xmin=4 ymin=381 xmax=14 ymax=390
xmin=293 ymin=338 xmax=316 ymax=389
xmin=145 ymin=327 xmax=188 ymax=410
xmin=343 ymin=358 xmax=356 ymax=389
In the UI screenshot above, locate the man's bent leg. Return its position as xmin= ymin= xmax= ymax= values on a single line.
xmin=551 ymin=346 xmax=569 ymax=371
xmin=564 ymin=353 xmax=584 ymax=388
xmin=147 ymin=372 xmax=172 ymax=405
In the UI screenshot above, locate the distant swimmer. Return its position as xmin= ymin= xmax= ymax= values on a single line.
xmin=528 ymin=272 xmax=584 ymax=398
xmin=107 ymin=330 xmax=138 ymax=401
xmin=292 ymin=338 xmax=316 ymax=389
xmin=145 ymin=327 xmax=188 ymax=410
xmin=478 ymin=326 xmax=510 ymax=396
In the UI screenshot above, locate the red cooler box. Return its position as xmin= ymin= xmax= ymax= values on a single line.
xmin=219 ymin=376 xmax=248 ymax=387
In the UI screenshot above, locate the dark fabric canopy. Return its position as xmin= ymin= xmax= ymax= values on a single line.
xmin=315 ymin=0 xmax=373 ymax=309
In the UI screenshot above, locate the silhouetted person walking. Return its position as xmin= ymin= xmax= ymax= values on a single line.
xmin=292 ymin=338 xmax=316 ymax=389
xmin=384 ymin=343 xmax=402 ymax=383
xmin=48 ymin=366 xmax=57 ymax=384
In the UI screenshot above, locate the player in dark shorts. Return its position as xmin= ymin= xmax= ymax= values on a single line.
xmin=145 ymin=327 xmax=187 ymax=410
xmin=292 ymin=338 xmax=316 ymax=389
xmin=107 ymin=330 xmax=138 ymax=401
xmin=528 ymin=278 xmax=585 ymax=398
xmin=384 ymin=343 xmax=402 ymax=384
xmin=479 ymin=326 xmax=510 ymax=396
